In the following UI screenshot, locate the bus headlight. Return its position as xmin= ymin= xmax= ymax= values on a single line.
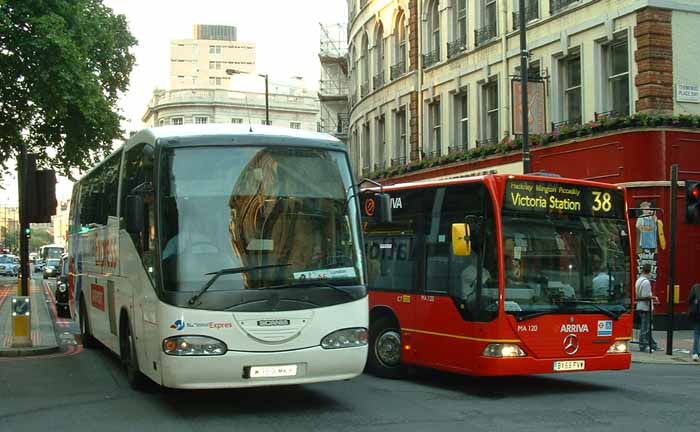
xmin=162 ymin=336 xmax=227 ymax=356
xmin=607 ymin=341 xmax=629 ymax=353
xmin=321 ymin=328 xmax=368 ymax=349
xmin=57 ymin=283 xmax=67 ymax=293
xmin=483 ymin=343 xmax=526 ymax=357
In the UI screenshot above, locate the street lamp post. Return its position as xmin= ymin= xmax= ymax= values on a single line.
xmin=226 ymin=69 xmax=269 ymax=125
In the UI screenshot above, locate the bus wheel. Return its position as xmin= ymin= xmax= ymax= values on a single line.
xmin=367 ymin=316 xmax=406 ymax=379
xmin=120 ymin=318 xmax=149 ymax=391
xmin=79 ymin=297 xmax=98 ymax=349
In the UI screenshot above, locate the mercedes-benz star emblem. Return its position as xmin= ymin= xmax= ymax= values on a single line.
xmin=563 ymin=334 xmax=579 ymax=355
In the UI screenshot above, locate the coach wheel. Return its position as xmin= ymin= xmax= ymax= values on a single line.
xmin=79 ymin=297 xmax=98 ymax=349
xmin=367 ymin=316 xmax=406 ymax=379
xmin=120 ymin=318 xmax=149 ymax=391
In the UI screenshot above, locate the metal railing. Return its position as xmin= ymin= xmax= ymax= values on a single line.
xmin=422 ymin=49 xmax=440 ymax=68
xmin=360 ymin=82 xmax=369 ymax=97
xmin=374 ymin=161 xmax=386 ymax=171
xmin=373 ymin=72 xmax=385 ymax=91
xmin=551 ymin=117 xmax=582 ymax=131
xmin=424 ymin=149 xmax=442 ymax=159
xmin=476 ymin=138 xmax=497 ymax=147
xmin=475 ymin=22 xmax=498 ymax=47
xmin=336 ymin=112 xmax=349 ymax=134
xmin=594 ymin=111 xmax=620 ymax=121
xmin=513 ymin=0 xmax=540 ymax=30
xmin=391 ymin=156 xmax=407 ymax=167
xmin=550 ymin=0 xmax=578 ymax=15
xmin=448 ymin=144 xmax=468 ymax=154
xmin=390 ymin=61 xmax=406 ymax=80
xmin=447 ymin=35 xmax=468 ymax=59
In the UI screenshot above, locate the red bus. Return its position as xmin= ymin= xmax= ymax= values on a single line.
xmin=362 ymin=174 xmax=633 ymax=377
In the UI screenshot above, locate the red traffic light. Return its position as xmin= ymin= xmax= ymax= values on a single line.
xmin=693 ymin=186 xmax=700 ymax=199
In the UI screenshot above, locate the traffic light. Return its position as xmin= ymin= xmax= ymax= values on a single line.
xmin=24 ymin=227 xmax=31 ymax=239
xmin=687 ymin=180 xmax=700 ymax=224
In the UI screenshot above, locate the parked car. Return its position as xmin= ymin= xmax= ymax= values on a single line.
xmin=43 ymin=258 xmax=60 ymax=279
xmin=0 ymin=254 xmax=19 ymax=276
xmin=54 ymin=255 xmax=70 ymax=319
xmin=34 ymin=258 xmax=45 ymax=273
xmin=29 ymin=252 xmax=38 ymax=263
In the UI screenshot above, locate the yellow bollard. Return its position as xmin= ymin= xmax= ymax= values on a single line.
xmin=11 ymin=296 xmax=32 ymax=348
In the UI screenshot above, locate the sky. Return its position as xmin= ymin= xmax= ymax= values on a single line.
xmin=0 ymin=0 xmax=347 ymax=205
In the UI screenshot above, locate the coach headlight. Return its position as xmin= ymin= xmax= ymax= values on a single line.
xmin=483 ymin=343 xmax=526 ymax=357
xmin=162 ymin=336 xmax=227 ymax=356
xmin=321 ymin=328 xmax=368 ymax=349
xmin=607 ymin=340 xmax=629 ymax=353
xmin=57 ymin=283 xmax=67 ymax=293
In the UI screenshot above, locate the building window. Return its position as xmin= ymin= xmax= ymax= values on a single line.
xmin=448 ymin=0 xmax=468 ymax=58
xmin=424 ymin=0 xmax=441 ymax=67
xmin=476 ymin=0 xmax=498 ymax=46
xmin=361 ymin=33 xmax=370 ymax=97
xmin=604 ymin=37 xmax=630 ymax=116
xmin=392 ymin=11 xmax=407 ymax=79
xmin=561 ymin=51 xmax=582 ymax=124
xmin=453 ymin=90 xmax=469 ymax=152
xmin=481 ymin=80 xmax=498 ymax=144
xmin=159 ymin=119 xmax=165 ymax=127
xmin=209 ymin=45 xmax=222 ymax=54
xmin=290 ymin=121 xmax=301 ymax=129
xmin=209 ymin=77 xmax=224 ymax=86
xmin=208 ymin=61 xmax=222 ymax=70
xmin=231 ymin=118 xmax=243 ymax=124
xmin=362 ymin=123 xmax=371 ymax=174
xmin=171 ymin=117 xmax=183 ymax=126
xmin=394 ymin=107 xmax=407 ymax=164
xmin=428 ymin=100 xmax=441 ymax=157
xmin=375 ymin=115 xmax=386 ymax=170
xmin=194 ymin=116 xmax=208 ymax=124
xmin=374 ymin=23 xmax=385 ymax=90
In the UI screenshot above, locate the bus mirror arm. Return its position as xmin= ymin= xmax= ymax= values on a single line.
xmin=126 ymin=195 xmax=144 ymax=234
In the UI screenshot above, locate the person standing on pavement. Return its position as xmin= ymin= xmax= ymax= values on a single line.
xmin=636 ymin=264 xmax=658 ymax=353
xmin=687 ymin=283 xmax=700 ymax=361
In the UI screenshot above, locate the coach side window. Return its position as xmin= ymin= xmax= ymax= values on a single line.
xmin=120 ymin=144 xmax=155 ymax=265
xmin=364 ymin=189 xmax=433 ymax=293
xmin=102 ymin=151 xmax=121 ymax=223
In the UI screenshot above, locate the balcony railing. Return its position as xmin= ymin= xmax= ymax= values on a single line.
xmin=422 ymin=48 xmax=440 ymax=68
xmin=550 ymin=0 xmax=578 ymax=15
xmin=474 ymin=22 xmax=498 ymax=47
xmin=373 ymin=72 xmax=385 ymax=91
xmin=551 ymin=117 xmax=582 ymax=131
xmin=447 ymin=35 xmax=468 ymax=59
xmin=513 ymin=0 xmax=540 ymax=30
xmin=390 ymin=61 xmax=406 ymax=80
xmin=336 ymin=112 xmax=349 ymax=134
xmin=360 ymin=82 xmax=369 ymax=97
xmin=594 ymin=111 xmax=620 ymax=121
xmin=475 ymin=138 xmax=497 ymax=147
xmin=424 ymin=149 xmax=442 ymax=159
xmin=391 ymin=156 xmax=407 ymax=167
xmin=374 ymin=161 xmax=386 ymax=171
xmin=448 ymin=144 xmax=468 ymax=154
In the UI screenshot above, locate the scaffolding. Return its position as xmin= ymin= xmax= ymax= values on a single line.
xmin=319 ymin=23 xmax=349 ymax=140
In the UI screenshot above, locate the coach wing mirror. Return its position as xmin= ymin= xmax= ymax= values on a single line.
xmin=452 ymin=223 xmax=472 ymax=257
xmin=125 ymin=195 xmax=144 ymax=234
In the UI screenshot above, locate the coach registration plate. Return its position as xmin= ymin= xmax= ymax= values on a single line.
xmin=553 ymin=360 xmax=585 ymax=372
xmin=247 ymin=365 xmax=298 ymax=378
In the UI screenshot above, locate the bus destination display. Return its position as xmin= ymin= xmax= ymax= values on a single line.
xmin=504 ymin=180 xmax=625 ymax=218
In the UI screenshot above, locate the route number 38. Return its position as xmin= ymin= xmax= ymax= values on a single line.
xmin=592 ymin=191 xmax=612 ymax=212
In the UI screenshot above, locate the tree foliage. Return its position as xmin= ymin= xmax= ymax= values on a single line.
xmin=0 ymin=0 xmax=136 ymax=178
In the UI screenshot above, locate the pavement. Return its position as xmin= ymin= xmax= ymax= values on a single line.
xmin=0 ymin=275 xmax=60 ymax=356
xmin=630 ymin=329 xmax=699 ymax=365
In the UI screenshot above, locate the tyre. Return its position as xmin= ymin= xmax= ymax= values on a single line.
xmin=120 ymin=318 xmax=150 ymax=391
xmin=79 ymin=297 xmax=98 ymax=349
xmin=366 ymin=315 xmax=406 ymax=379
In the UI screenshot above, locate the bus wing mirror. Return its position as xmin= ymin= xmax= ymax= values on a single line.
xmin=375 ymin=193 xmax=393 ymax=224
xmin=125 ymin=195 xmax=144 ymax=234
xmin=452 ymin=223 xmax=472 ymax=256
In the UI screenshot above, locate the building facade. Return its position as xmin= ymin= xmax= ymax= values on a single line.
xmin=319 ymin=23 xmax=350 ymax=141
xmin=170 ymin=24 xmax=256 ymax=90
xmin=346 ymin=0 xmax=700 ymax=177
xmin=51 ymin=200 xmax=70 ymax=247
xmin=142 ymin=87 xmax=320 ymax=132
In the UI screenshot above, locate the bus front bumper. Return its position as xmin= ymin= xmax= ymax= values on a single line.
xmin=472 ymin=353 xmax=631 ymax=376
xmin=159 ymin=345 xmax=368 ymax=389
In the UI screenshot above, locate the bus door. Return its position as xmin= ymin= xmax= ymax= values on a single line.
xmin=414 ymin=184 xmax=499 ymax=372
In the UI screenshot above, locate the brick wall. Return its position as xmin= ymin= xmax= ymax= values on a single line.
xmin=635 ymin=8 xmax=674 ymax=114
xmin=409 ymin=0 xmax=418 ymax=72
xmin=410 ymin=91 xmax=419 ymax=159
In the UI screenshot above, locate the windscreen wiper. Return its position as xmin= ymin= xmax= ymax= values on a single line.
xmin=266 ymin=280 xmax=356 ymax=298
xmin=515 ymin=310 xmax=553 ymax=322
xmin=555 ymin=299 xmax=622 ymax=320
xmin=187 ymin=264 xmax=290 ymax=305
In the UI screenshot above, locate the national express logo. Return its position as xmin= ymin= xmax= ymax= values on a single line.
xmin=170 ymin=319 xmax=185 ymax=331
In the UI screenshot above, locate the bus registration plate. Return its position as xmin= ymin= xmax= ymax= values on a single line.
xmin=247 ymin=365 xmax=298 ymax=378
xmin=553 ymin=360 xmax=585 ymax=372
